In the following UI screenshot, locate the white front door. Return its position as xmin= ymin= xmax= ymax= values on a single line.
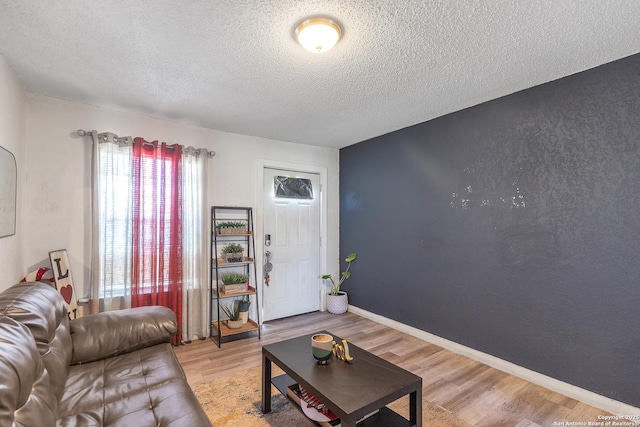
xmin=262 ymin=168 xmax=321 ymax=321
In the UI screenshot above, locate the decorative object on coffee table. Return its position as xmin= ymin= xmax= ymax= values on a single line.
xmin=332 ymin=339 xmax=354 ymax=363
xmin=311 ymin=333 xmax=334 ymax=364
xmin=321 ymin=252 xmax=356 ymax=314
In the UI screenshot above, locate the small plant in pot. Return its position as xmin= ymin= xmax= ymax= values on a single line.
xmin=217 ymin=221 xmax=230 ymax=235
xmin=220 ymin=301 xmax=243 ymax=329
xmin=231 ymin=221 xmax=248 ymax=234
xmin=217 ymin=221 xmax=248 ymax=235
xmin=238 ymin=295 xmax=251 ymax=324
xmin=221 ymin=272 xmax=249 ymax=293
xmin=215 ymin=222 xmax=225 ymax=235
xmin=221 ymin=272 xmax=249 ymax=285
xmin=221 ymin=243 xmax=244 ymax=263
xmin=321 ymin=252 xmax=356 ymax=314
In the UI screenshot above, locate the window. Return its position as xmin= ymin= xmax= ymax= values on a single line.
xmin=97 ymin=141 xmax=187 ymax=298
xmin=93 ymin=134 xmax=209 ymax=343
xmin=97 ymin=142 xmax=133 ymax=299
xmin=274 ymin=176 xmax=313 ymax=199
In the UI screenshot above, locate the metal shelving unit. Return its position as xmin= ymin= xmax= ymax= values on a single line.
xmin=210 ymin=206 xmax=260 ymax=347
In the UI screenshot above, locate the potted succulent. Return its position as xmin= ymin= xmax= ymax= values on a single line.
xmin=221 ymin=272 xmax=249 ymax=285
xmin=220 ymin=243 xmax=244 ymax=262
xmin=321 ymin=252 xmax=357 ymax=314
xmin=231 ymin=221 xmax=248 ymax=234
xmin=220 ymin=301 xmax=243 ymax=329
xmin=221 ymin=272 xmax=249 ymax=293
xmin=217 ymin=221 xmax=230 ymax=235
xmin=217 ymin=221 xmax=248 ymax=235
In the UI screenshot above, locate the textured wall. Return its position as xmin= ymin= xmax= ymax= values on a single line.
xmin=340 ymin=53 xmax=640 ymax=406
xmin=24 ymin=94 xmax=339 ymax=298
xmin=0 ymin=55 xmax=25 ymax=290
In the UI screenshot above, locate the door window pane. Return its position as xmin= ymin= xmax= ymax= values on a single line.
xmin=274 ymin=176 xmax=313 ymax=199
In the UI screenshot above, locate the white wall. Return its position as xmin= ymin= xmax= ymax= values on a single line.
xmin=0 ymin=55 xmax=26 ymax=290
xmin=24 ymin=94 xmax=340 ymax=298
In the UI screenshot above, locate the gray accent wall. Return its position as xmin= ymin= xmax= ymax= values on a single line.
xmin=339 ymin=53 xmax=640 ymax=407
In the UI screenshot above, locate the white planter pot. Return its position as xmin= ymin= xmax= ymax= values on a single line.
xmin=239 ymin=311 xmax=249 ymax=324
xmin=327 ymin=291 xmax=348 ymax=314
xmin=227 ymin=319 xmax=243 ymax=329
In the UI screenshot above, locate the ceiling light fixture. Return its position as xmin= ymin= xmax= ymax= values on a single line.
xmin=295 ymin=18 xmax=342 ymax=53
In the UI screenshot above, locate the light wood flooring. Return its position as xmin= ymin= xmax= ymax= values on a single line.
xmin=175 ymin=310 xmax=611 ymax=427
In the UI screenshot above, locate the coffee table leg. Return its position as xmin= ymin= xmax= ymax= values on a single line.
xmin=261 ymin=355 xmax=272 ymax=413
xmin=410 ymin=388 xmax=422 ymax=427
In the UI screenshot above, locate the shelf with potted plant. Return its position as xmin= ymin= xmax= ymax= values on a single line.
xmin=213 ymin=298 xmax=259 ymax=337
xmin=215 ymin=286 xmax=257 ymax=298
xmin=217 ymin=243 xmax=254 ymax=265
xmin=216 ymin=258 xmax=255 ymax=266
xmin=210 ymin=206 xmax=260 ymax=347
xmin=212 ymin=318 xmax=260 ymax=337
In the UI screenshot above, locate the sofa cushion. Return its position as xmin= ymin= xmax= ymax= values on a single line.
xmin=70 ymin=306 xmax=176 ymax=364
xmin=57 ymin=343 xmax=210 ymax=426
xmin=0 ymin=315 xmax=57 ymax=427
xmin=0 ymin=282 xmax=72 ymax=404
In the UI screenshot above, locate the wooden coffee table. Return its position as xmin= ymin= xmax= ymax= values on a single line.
xmin=262 ymin=330 xmax=422 ymax=427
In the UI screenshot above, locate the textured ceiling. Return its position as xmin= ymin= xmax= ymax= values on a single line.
xmin=1 ymin=1 xmax=640 ymax=148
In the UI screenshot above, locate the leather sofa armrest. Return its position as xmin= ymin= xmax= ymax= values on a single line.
xmin=69 ymin=306 xmax=177 ymax=365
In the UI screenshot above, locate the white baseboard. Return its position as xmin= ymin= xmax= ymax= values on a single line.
xmin=348 ymin=305 xmax=640 ymax=417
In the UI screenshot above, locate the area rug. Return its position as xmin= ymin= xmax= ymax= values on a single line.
xmin=192 ymin=366 xmax=471 ymax=426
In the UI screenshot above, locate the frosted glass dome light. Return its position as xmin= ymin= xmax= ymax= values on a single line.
xmin=295 ymin=18 xmax=342 ymax=53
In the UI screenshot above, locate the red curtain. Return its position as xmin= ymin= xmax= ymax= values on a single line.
xmin=131 ymin=138 xmax=183 ymax=345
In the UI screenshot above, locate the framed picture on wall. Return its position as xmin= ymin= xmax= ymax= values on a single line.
xmin=0 ymin=145 xmax=17 ymax=238
xmin=48 ymin=249 xmax=78 ymax=319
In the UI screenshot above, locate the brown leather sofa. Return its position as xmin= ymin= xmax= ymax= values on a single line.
xmin=0 ymin=281 xmax=212 ymax=426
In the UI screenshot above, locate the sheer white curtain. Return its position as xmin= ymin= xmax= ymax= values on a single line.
xmin=91 ymin=132 xmax=134 ymax=312
xmin=91 ymin=132 xmax=210 ymax=341
xmin=181 ymin=148 xmax=209 ymax=341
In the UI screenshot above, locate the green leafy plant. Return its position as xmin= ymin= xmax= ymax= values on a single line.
xmin=321 ymin=252 xmax=357 ymax=296
xmin=221 ymin=243 xmax=244 ymax=254
xmin=220 ymin=302 xmax=240 ymax=321
xmin=222 ymin=272 xmax=249 ymax=285
xmin=217 ymin=221 xmax=247 ymax=230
